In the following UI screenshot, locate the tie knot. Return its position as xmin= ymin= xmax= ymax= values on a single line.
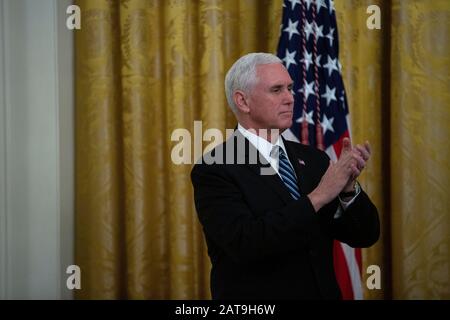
xmin=271 ymin=145 xmax=286 ymax=159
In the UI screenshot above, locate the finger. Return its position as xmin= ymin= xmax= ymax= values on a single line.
xmin=355 ymin=145 xmax=370 ymax=161
xmin=345 ymin=159 xmax=358 ymax=173
xmin=357 ymin=156 xmax=366 ymax=170
xmin=352 ymin=151 xmax=366 ymax=170
xmin=350 ymin=164 xmax=361 ymax=177
xmin=342 ymin=137 xmax=352 ymax=153
xmin=337 ymin=151 xmax=353 ymax=169
xmin=364 ymin=141 xmax=371 ymax=155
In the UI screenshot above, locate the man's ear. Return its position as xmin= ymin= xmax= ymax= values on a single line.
xmin=233 ymin=90 xmax=250 ymax=114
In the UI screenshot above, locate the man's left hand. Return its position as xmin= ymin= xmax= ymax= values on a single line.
xmin=342 ymin=140 xmax=371 ymax=192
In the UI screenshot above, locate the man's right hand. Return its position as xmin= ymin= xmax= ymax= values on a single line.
xmin=307 ymin=138 xmax=364 ymax=212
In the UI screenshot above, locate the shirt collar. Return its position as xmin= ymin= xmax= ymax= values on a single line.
xmin=237 ymin=123 xmax=288 ymax=161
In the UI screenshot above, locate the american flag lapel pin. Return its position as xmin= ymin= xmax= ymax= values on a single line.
xmin=298 ymin=159 xmax=305 ymax=166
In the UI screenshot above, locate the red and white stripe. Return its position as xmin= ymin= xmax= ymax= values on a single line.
xmin=326 ymin=124 xmax=363 ymax=300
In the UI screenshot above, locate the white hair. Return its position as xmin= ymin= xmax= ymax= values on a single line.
xmin=225 ymin=52 xmax=283 ymax=114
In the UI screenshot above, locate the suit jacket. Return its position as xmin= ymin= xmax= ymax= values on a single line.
xmin=191 ymin=130 xmax=380 ymax=299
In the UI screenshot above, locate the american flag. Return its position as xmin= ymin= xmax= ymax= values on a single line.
xmin=277 ymin=0 xmax=363 ymax=299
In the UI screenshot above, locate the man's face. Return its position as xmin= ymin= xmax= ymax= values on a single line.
xmin=246 ymin=63 xmax=294 ymax=131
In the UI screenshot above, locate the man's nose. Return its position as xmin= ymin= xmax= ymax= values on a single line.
xmin=284 ymin=89 xmax=294 ymax=104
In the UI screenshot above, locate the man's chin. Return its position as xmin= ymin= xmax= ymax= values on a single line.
xmin=278 ymin=119 xmax=293 ymax=131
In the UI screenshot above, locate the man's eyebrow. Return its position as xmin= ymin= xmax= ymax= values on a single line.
xmin=270 ymin=84 xmax=283 ymax=89
xmin=269 ymin=83 xmax=294 ymax=89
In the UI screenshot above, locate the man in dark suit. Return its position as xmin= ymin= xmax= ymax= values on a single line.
xmin=191 ymin=53 xmax=380 ymax=299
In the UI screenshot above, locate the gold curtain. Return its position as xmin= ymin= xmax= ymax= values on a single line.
xmin=75 ymin=0 xmax=283 ymax=299
xmin=336 ymin=0 xmax=450 ymax=299
xmin=75 ymin=0 xmax=449 ymax=299
xmin=389 ymin=0 xmax=449 ymax=299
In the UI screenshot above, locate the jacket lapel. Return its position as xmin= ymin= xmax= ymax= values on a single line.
xmin=232 ymin=130 xmax=293 ymax=204
xmin=283 ymin=138 xmax=314 ymax=196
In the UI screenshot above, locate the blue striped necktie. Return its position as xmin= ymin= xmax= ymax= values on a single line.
xmin=272 ymin=146 xmax=300 ymax=200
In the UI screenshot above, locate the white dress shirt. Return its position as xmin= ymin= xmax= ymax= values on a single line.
xmin=237 ymin=123 xmax=296 ymax=180
xmin=237 ymin=123 xmax=359 ymax=217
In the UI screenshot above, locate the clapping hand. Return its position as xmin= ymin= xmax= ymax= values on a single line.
xmin=307 ymin=137 xmax=372 ymax=212
xmin=340 ymin=138 xmax=371 ymax=192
